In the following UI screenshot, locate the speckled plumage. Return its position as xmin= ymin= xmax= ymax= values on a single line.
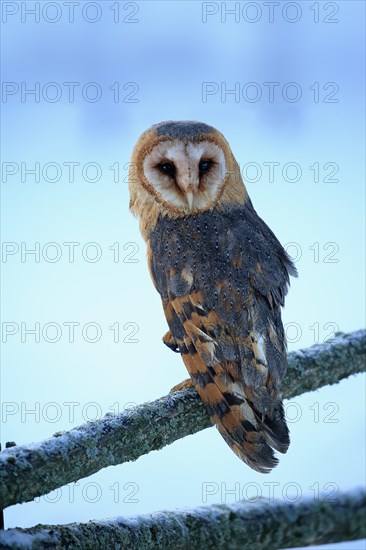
xmin=129 ymin=121 xmax=297 ymax=472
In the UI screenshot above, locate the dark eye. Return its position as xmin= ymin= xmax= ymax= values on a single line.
xmin=158 ymin=162 xmax=175 ymax=176
xmin=199 ymin=160 xmax=212 ymax=175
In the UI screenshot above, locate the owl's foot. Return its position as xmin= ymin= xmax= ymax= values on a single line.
xmin=163 ymin=330 xmax=180 ymax=353
xmin=170 ymin=378 xmax=194 ymax=392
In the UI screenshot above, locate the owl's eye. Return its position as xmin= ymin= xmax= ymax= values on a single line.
xmin=158 ymin=162 xmax=176 ymax=176
xmin=199 ymin=160 xmax=213 ymax=175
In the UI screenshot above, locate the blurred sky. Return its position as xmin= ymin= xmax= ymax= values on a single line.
xmin=1 ymin=1 xmax=365 ymax=548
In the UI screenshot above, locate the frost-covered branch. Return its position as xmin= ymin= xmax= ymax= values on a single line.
xmin=0 ymin=489 xmax=365 ymax=549
xmin=0 ymin=330 xmax=365 ymax=509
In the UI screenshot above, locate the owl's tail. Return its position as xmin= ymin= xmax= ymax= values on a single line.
xmin=181 ymin=346 xmax=289 ymax=473
xmin=221 ymin=400 xmax=290 ymax=473
xmin=165 ymin=296 xmax=289 ymax=473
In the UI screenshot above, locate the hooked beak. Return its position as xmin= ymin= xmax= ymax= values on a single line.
xmin=185 ymin=190 xmax=194 ymax=209
xmin=179 ymin=178 xmax=198 ymax=210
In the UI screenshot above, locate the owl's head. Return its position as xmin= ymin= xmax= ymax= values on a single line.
xmin=129 ymin=121 xmax=247 ymax=238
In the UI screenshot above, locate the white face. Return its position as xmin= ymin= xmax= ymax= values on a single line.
xmin=142 ymin=139 xmax=227 ymax=213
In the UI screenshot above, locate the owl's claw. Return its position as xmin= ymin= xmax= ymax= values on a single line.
xmin=170 ymin=378 xmax=194 ymax=392
xmin=163 ymin=331 xmax=180 ymax=353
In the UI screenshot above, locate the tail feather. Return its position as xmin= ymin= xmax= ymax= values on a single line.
xmin=182 ymin=345 xmax=288 ymax=473
xmin=213 ymin=409 xmax=279 ymax=474
xmin=165 ymin=296 xmax=289 ymax=473
xmin=253 ymin=402 xmax=290 ymax=454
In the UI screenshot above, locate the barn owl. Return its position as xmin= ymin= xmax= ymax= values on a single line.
xmin=129 ymin=121 xmax=297 ymax=473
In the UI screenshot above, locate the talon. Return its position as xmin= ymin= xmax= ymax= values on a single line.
xmin=163 ymin=330 xmax=180 ymax=353
xmin=170 ymin=378 xmax=194 ymax=392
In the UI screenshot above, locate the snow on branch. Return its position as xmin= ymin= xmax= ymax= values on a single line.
xmin=0 ymin=489 xmax=365 ymax=549
xmin=0 ymin=329 xmax=365 ymax=510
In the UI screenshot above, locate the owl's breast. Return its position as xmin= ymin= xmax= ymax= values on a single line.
xmin=148 ymin=207 xmax=249 ymax=304
xmin=148 ymin=201 xmax=295 ymax=320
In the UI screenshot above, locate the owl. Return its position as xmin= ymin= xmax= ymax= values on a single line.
xmin=129 ymin=121 xmax=297 ymax=473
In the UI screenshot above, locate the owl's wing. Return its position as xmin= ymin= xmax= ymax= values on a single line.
xmin=149 ymin=200 xmax=297 ymax=473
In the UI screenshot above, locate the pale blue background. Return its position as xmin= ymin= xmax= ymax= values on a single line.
xmin=1 ymin=1 xmax=365 ymax=548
